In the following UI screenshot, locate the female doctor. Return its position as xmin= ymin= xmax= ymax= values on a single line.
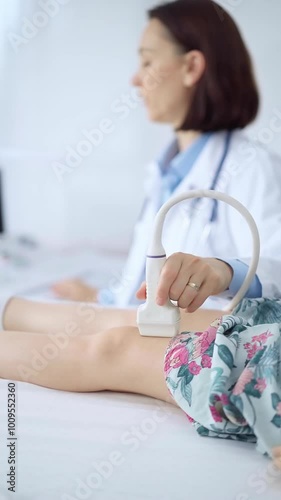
xmin=53 ymin=0 xmax=281 ymax=310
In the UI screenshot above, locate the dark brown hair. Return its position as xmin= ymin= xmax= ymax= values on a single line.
xmin=148 ymin=0 xmax=259 ymax=131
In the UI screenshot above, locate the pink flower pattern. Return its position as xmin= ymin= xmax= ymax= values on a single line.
xmin=220 ymin=394 xmax=230 ymax=406
xmin=254 ymin=379 xmax=267 ymax=394
xmin=192 ymin=326 xmax=218 ymax=359
xmin=164 ymin=344 xmax=189 ymax=375
xmin=243 ymin=330 xmax=273 ymax=361
xmin=232 ymin=368 xmax=253 ymax=396
xmin=189 ymin=361 xmax=201 ymax=375
xmin=165 ymin=322 xmax=219 ymax=378
xmin=209 ymin=405 xmax=223 ymax=423
xmin=186 ymin=414 xmax=195 ymax=423
xmin=164 ymin=304 xmax=280 ymax=442
xmin=201 ymin=354 xmax=212 ymax=369
xmin=246 ymin=344 xmax=263 ymax=360
xmin=251 ymin=331 xmax=273 ymax=343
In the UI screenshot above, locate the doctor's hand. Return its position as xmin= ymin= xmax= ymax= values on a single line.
xmin=136 ymin=253 xmax=233 ymax=313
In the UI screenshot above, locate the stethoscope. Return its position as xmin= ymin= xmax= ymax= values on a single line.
xmin=206 ymin=130 xmax=232 ymax=220
xmin=157 ymin=131 xmax=233 ymax=249
xmin=140 ymin=130 xmax=232 ymax=227
xmin=138 ymin=131 xmax=232 ymax=250
xmin=188 ymin=130 xmax=232 ymax=247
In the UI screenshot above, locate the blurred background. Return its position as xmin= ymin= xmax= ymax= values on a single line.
xmin=0 ymin=0 xmax=280 ymax=253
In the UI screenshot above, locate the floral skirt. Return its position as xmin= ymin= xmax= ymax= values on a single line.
xmin=164 ymin=298 xmax=281 ymax=456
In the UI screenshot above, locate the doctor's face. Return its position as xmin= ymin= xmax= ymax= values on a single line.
xmin=131 ymin=19 xmax=192 ymax=128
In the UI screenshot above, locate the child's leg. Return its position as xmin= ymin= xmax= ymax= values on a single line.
xmin=2 ymin=322 xmax=280 ymax=461
xmin=0 ymin=326 xmax=175 ymax=404
xmin=3 ymin=298 xmax=137 ymax=335
xmin=3 ymin=298 xmax=222 ymax=336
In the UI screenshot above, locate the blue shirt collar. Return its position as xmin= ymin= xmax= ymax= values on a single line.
xmin=157 ymin=132 xmax=212 ymax=182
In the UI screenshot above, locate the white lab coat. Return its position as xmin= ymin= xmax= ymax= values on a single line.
xmin=115 ymin=130 xmax=281 ymax=308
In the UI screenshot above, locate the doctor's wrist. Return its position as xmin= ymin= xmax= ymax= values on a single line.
xmin=206 ymin=258 xmax=234 ymax=293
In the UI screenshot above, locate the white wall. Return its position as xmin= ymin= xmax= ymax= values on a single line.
xmin=217 ymin=0 xmax=281 ymax=150
xmin=0 ymin=0 xmax=280 ymax=251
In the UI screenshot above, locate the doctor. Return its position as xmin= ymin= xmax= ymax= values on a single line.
xmin=53 ymin=0 xmax=281 ymax=309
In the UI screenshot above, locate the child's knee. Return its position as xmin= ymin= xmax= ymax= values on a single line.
xmin=95 ymin=326 xmax=140 ymax=359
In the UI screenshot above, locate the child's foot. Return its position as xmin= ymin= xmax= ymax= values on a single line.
xmin=52 ymin=279 xmax=97 ymax=302
xmin=272 ymin=447 xmax=281 ymax=470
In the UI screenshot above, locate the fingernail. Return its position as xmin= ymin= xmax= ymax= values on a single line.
xmin=156 ymin=297 xmax=164 ymax=305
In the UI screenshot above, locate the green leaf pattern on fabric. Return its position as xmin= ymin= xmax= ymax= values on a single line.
xmin=164 ymin=298 xmax=281 ymax=456
xmin=217 ymin=345 xmax=234 ymax=370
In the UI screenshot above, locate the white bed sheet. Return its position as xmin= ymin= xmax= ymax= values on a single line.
xmin=0 ymin=381 xmax=281 ymax=500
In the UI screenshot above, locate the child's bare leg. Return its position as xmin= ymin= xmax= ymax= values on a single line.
xmin=0 ymin=326 xmax=175 ymax=404
xmin=3 ymin=298 xmax=222 ymax=336
xmin=3 ymin=298 xmax=137 ymax=335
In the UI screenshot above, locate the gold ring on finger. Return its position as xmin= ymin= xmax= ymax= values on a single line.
xmin=186 ymin=281 xmax=200 ymax=292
